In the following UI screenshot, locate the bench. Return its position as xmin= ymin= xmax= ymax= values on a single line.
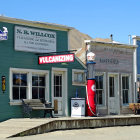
xmin=129 ymin=103 xmax=140 ymax=114
xmin=21 ymin=99 xmax=54 ymax=118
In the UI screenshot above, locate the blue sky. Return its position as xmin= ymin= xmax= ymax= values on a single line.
xmin=0 ymin=0 xmax=140 ymax=44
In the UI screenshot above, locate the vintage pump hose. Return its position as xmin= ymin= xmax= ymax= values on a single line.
xmin=86 ymin=85 xmax=96 ymax=116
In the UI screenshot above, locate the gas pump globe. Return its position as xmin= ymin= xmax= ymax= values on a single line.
xmin=87 ymin=52 xmax=96 ymax=79
xmin=86 ymin=44 xmax=96 ymax=116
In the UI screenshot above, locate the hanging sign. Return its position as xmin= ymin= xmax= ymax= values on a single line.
xmin=2 ymin=76 xmax=6 ymax=92
xmin=0 ymin=27 xmax=8 ymax=40
xmin=39 ymin=54 xmax=74 ymax=64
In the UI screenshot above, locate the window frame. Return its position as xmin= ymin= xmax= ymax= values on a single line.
xmin=12 ymin=73 xmax=28 ymax=100
xmin=95 ymin=72 xmax=106 ymax=107
xmin=72 ymin=69 xmax=86 ymax=86
xmin=137 ymin=74 xmax=140 ymax=102
xmin=121 ymin=74 xmax=131 ymax=106
xmin=32 ymin=74 xmax=46 ymax=99
xmin=10 ymin=68 xmax=49 ymax=105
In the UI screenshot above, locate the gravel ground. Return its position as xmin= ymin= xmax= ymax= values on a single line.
xmin=5 ymin=125 xmax=140 ymax=140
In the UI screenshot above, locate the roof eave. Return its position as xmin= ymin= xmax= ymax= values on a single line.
xmin=0 ymin=16 xmax=73 ymax=31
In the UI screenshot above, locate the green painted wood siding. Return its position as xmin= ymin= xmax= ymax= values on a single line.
xmin=0 ymin=21 xmax=86 ymax=121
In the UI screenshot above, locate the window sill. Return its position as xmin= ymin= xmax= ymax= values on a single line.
xmin=122 ymin=104 xmax=129 ymax=108
xmin=97 ymin=105 xmax=107 ymax=109
xmin=72 ymin=82 xmax=86 ymax=86
xmin=9 ymin=100 xmax=22 ymax=105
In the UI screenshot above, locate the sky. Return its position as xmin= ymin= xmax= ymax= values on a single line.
xmin=0 ymin=0 xmax=140 ymax=44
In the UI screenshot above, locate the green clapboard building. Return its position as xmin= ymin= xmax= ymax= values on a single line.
xmin=0 ymin=16 xmax=86 ymax=121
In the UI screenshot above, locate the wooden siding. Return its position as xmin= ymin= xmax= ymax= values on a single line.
xmin=0 ymin=21 xmax=86 ymax=121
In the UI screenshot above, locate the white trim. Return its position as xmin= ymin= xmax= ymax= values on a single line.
xmin=51 ymin=67 xmax=68 ymax=116
xmin=133 ymin=36 xmax=138 ymax=102
xmin=68 ymin=30 xmax=70 ymax=51
xmin=121 ymin=73 xmax=131 ymax=107
xmin=85 ymin=40 xmax=138 ymax=49
xmin=75 ymin=55 xmax=86 ymax=69
xmin=95 ymin=72 xmax=106 ymax=107
xmin=72 ymin=69 xmax=86 ymax=86
xmin=9 ymin=68 xmax=49 ymax=104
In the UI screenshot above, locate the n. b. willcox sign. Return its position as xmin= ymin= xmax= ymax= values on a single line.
xmin=0 ymin=27 xmax=8 ymax=40
xmin=15 ymin=26 xmax=56 ymax=53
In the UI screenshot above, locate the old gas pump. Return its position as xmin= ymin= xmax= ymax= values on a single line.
xmin=86 ymin=43 xmax=96 ymax=116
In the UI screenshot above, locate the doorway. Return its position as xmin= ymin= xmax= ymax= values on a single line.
xmin=52 ymin=68 xmax=68 ymax=116
xmin=108 ymin=73 xmax=120 ymax=115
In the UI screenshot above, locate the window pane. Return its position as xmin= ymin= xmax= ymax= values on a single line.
xmin=123 ymin=90 xmax=129 ymax=104
xmin=95 ymin=76 xmax=99 ymax=89
xmin=109 ymin=77 xmax=112 ymax=87
xmin=109 ymin=77 xmax=114 ymax=97
xmin=32 ymin=76 xmax=38 ymax=86
xmin=137 ymin=77 xmax=140 ymax=100
xmin=13 ymin=74 xmax=20 ymax=85
xmin=126 ymin=77 xmax=129 ymax=89
xmin=55 ymin=86 xmax=60 ymax=97
xmin=126 ymin=91 xmax=128 ymax=103
xmin=122 ymin=77 xmax=125 ymax=89
xmin=60 ymin=75 xmax=62 ymax=85
xmin=55 ymin=75 xmax=60 ymax=85
xmin=60 ymin=85 xmax=62 ymax=97
xmin=13 ymin=87 xmax=19 ymax=99
xmin=110 ymin=88 xmax=113 ymax=97
xmin=21 ymin=74 xmax=27 ymax=86
xmin=74 ymin=73 xmax=78 ymax=82
xmin=32 ymin=87 xmax=38 ymax=99
xmin=20 ymin=87 xmax=27 ymax=99
xmin=96 ymin=90 xmax=103 ymax=105
xmin=39 ymin=88 xmax=45 ymax=99
xmin=78 ymin=73 xmax=83 ymax=82
xmin=99 ymin=76 xmax=103 ymax=89
xmin=123 ymin=90 xmax=125 ymax=103
xmin=39 ymin=76 xmax=45 ymax=86
xmin=96 ymin=90 xmax=99 ymax=104
xmin=74 ymin=72 xmax=85 ymax=83
xmin=98 ymin=90 xmax=103 ymax=104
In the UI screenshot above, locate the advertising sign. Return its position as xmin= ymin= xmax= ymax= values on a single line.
xmin=0 ymin=27 xmax=8 ymax=40
xmin=39 ymin=54 xmax=74 ymax=64
xmin=15 ymin=26 xmax=56 ymax=53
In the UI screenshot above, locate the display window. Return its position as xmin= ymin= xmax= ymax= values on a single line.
xmin=95 ymin=73 xmax=106 ymax=106
xmin=121 ymin=75 xmax=130 ymax=105
xmin=72 ymin=69 xmax=86 ymax=86
xmin=10 ymin=68 xmax=49 ymax=103
xmin=137 ymin=76 xmax=140 ymax=102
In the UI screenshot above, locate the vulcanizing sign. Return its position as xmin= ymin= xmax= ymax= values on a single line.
xmin=39 ymin=54 xmax=74 ymax=64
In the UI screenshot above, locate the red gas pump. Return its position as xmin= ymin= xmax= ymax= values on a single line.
xmin=86 ymin=44 xmax=96 ymax=116
xmin=86 ymin=76 xmax=96 ymax=116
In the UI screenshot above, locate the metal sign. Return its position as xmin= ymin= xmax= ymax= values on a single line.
xmin=0 ymin=27 xmax=8 ymax=40
xmin=39 ymin=54 xmax=74 ymax=64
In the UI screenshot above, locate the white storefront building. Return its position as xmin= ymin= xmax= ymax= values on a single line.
xmin=77 ymin=40 xmax=137 ymax=115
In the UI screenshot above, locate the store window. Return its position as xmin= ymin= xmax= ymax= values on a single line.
xmin=10 ymin=68 xmax=49 ymax=103
xmin=12 ymin=73 xmax=27 ymax=100
xmin=137 ymin=76 xmax=140 ymax=102
xmin=32 ymin=75 xmax=45 ymax=99
xmin=95 ymin=75 xmax=104 ymax=105
xmin=72 ymin=69 xmax=86 ymax=86
xmin=122 ymin=75 xmax=129 ymax=104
